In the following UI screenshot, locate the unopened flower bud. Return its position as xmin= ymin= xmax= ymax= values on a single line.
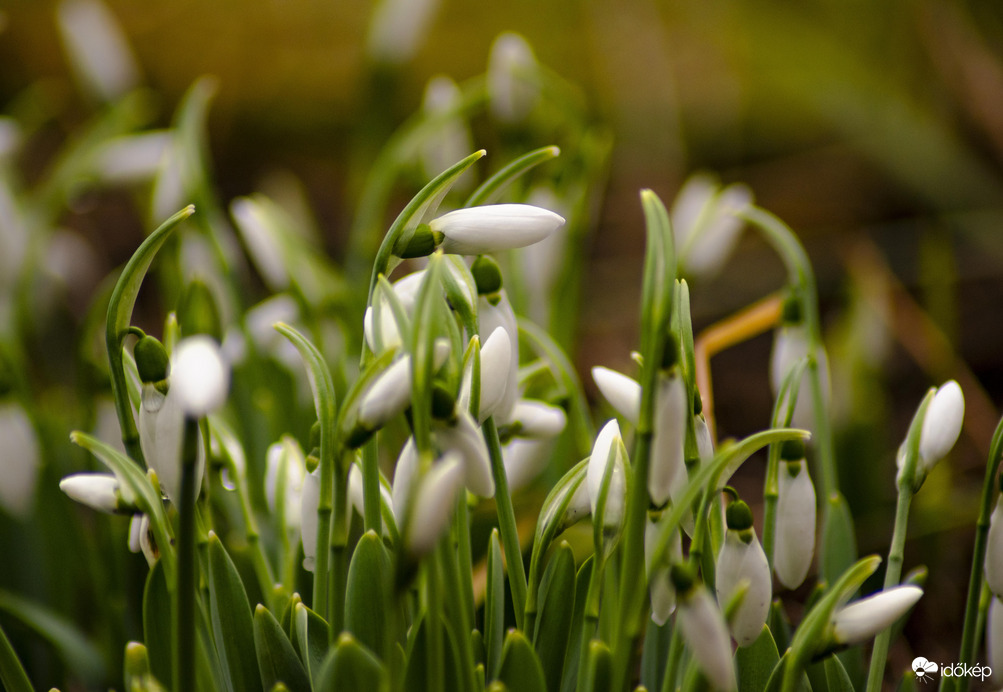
xmin=716 ymin=501 xmax=771 ymax=646
xmin=435 ymin=409 xmax=494 ymax=497
xmin=60 ymin=473 xmax=123 ymax=513
xmin=831 ymin=585 xmax=923 ymax=645
xmin=358 ymin=341 xmax=450 ymax=430
xmin=487 ymin=32 xmax=539 ymax=122
xmin=507 ymin=400 xmax=566 ymax=439
xmin=587 ymin=419 xmax=627 ymax=527
xmin=591 ymin=366 xmax=641 ymax=426
xmin=171 ymin=336 xmax=229 ymax=417
xmin=406 ymin=452 xmax=464 ymax=555
xmin=430 ymin=204 xmax=564 ymax=256
xmin=264 ymin=437 xmax=307 ymax=532
xmin=673 ymin=566 xmax=738 ymax=691
xmin=918 ymin=380 xmax=964 ymax=469
xmin=774 ymin=458 xmax=816 ymax=590
xmin=985 ymin=494 xmax=1003 ymax=597
xmin=989 ymin=596 xmax=1003 ymax=684
xmin=650 ymin=374 xmax=687 ymax=508
xmin=479 ymin=292 xmax=519 ymax=421
xmin=458 ymin=328 xmax=512 ymax=422
xmin=300 ymin=469 xmax=320 ymax=572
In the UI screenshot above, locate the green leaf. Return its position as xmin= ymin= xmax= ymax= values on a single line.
xmin=345 ymin=531 xmax=393 ymax=657
xmin=105 ymin=205 xmax=195 ymax=463
xmin=0 ymin=590 xmax=107 ymax=685
xmin=823 ymin=655 xmax=854 ymax=692
xmin=292 ymin=603 xmax=328 ymax=686
xmin=736 ymin=625 xmax=781 ymax=692
xmin=532 ymin=542 xmax=576 ymax=692
xmin=463 ymin=145 xmax=561 ymax=207
xmin=253 ymin=605 xmax=311 ymax=692
xmin=124 ymin=641 xmax=169 ymax=692
xmin=485 ymin=529 xmax=506 ymax=681
xmin=638 ymin=189 xmax=676 ymax=364
xmin=559 ymin=555 xmax=593 ymax=692
xmin=497 ymin=630 xmax=546 ymax=692
xmin=580 ymin=639 xmax=613 ymax=692
xmin=143 ymin=559 xmax=173 ymax=688
xmin=207 ymin=533 xmax=263 ymax=692
xmin=0 ymin=619 xmax=33 ymax=692
xmin=639 ymin=619 xmax=671 ymax=691
xmin=403 ymin=615 xmax=430 ymax=692
xmin=316 ymin=632 xmax=389 ymax=692
xmin=819 ymin=492 xmax=858 ymax=589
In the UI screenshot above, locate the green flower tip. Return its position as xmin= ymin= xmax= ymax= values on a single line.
xmin=179 ymin=279 xmax=222 ymax=341
xmin=779 ymin=438 xmax=806 ymax=462
xmin=394 ymin=223 xmax=441 ymax=259
xmin=669 ymin=562 xmax=697 ymax=594
xmin=471 ymin=255 xmax=503 ymax=295
xmin=781 ymin=293 xmax=803 ymax=325
xmin=725 ymin=500 xmax=754 ymax=531
xmin=254 ymin=603 xmax=267 ymax=616
xmin=134 ymin=335 xmax=169 ymax=384
xmin=123 ymin=641 xmax=150 ymax=674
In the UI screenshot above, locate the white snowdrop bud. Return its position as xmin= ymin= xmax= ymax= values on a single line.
xmin=672 ymin=175 xmax=752 ymax=279
xmin=300 ymin=469 xmax=320 ymax=572
xmin=673 ymin=566 xmax=738 ymax=691
xmin=774 ymin=451 xmax=816 ymax=590
xmin=458 ymin=328 xmax=512 ymax=422
xmin=985 ymin=496 xmax=1003 ymax=597
xmin=479 ymin=292 xmax=520 ymax=422
xmin=587 ymin=419 xmax=628 ymax=527
xmin=346 ymin=464 xmax=395 ymax=536
xmin=650 ymin=374 xmax=688 ymax=508
xmin=645 ymin=518 xmax=682 ymax=626
xmin=392 ymin=438 xmax=419 ymax=522
xmin=716 ymin=502 xmax=771 ymax=647
xmin=365 ymin=0 xmax=440 ymax=65
xmin=508 ymin=400 xmax=566 ymax=439
xmin=435 ymin=409 xmax=494 ymax=498
xmin=406 ymin=452 xmax=464 ymax=555
xmin=96 ymin=132 xmax=171 ymax=185
xmin=918 ymin=380 xmax=964 ymax=469
xmin=264 ymin=438 xmax=307 ymax=532
xmin=359 ymin=340 xmax=450 ymax=429
xmin=591 ymin=366 xmax=641 ymax=426
xmin=832 ymin=585 xmax=923 ymax=645
xmin=363 ymin=270 xmax=425 ymax=353
xmin=695 ymin=415 xmax=715 ymax=463
xmin=127 ymin=513 xmax=156 ymax=565
xmin=989 ymin=595 xmax=1003 ymax=685
xmin=59 ymin=473 xmax=122 ymax=513
xmin=0 ymin=402 xmax=40 ymax=518
xmin=56 ymin=0 xmax=139 ymax=102
xmin=171 ymin=336 xmax=230 ymax=417
xmin=487 ymin=32 xmax=539 ymax=122
xmin=502 ymin=438 xmax=551 ymax=492
xmin=138 ymin=382 xmax=206 ymax=505
xmin=430 ymin=204 xmax=565 ymax=256
xmin=770 ymin=325 xmax=830 ymax=432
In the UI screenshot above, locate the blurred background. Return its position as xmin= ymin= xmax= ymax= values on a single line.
xmin=3 ymin=0 xmax=1003 ymax=686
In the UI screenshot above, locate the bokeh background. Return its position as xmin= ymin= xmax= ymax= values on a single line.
xmin=3 ymin=0 xmax=1003 ymax=686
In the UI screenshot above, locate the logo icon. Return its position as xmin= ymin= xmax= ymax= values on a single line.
xmin=912 ymin=657 xmax=939 ymax=683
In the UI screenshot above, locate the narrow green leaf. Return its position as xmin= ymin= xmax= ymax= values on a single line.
xmin=207 ymin=533 xmax=263 ymax=692
xmin=345 ymin=531 xmax=393 ymax=657
xmin=292 ymin=603 xmax=328 ymax=686
xmin=253 ymin=605 xmax=311 ymax=692
xmin=559 ymin=555 xmax=594 ymax=692
xmin=403 ymin=615 xmax=429 ymax=692
xmin=316 ymin=633 xmax=389 ymax=692
xmin=463 ymin=145 xmax=561 ymax=207
xmin=143 ymin=560 xmax=173 ymax=688
xmin=580 ymin=639 xmax=613 ymax=692
xmin=280 ymin=593 xmax=302 ymax=643
xmin=819 ymin=492 xmax=858 ymax=589
xmin=0 ymin=619 xmax=33 ymax=692
xmin=533 ymin=542 xmax=576 ymax=692
xmin=497 ymin=630 xmax=546 ymax=692
xmin=639 ymin=619 xmax=671 ymax=691
xmin=105 ymin=205 xmax=195 ymax=462
xmin=0 ymin=589 xmax=106 ymax=685
xmin=736 ymin=625 xmax=781 ymax=692
xmin=485 ymin=529 xmax=505 ymax=681
xmin=764 ymin=651 xmax=812 ymax=692
xmin=823 ymin=655 xmax=854 ymax=692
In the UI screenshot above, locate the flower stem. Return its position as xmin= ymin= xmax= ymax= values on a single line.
xmin=174 ymin=417 xmax=200 ymax=692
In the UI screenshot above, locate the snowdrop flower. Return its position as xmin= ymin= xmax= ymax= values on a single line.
xmin=300 ymin=469 xmax=320 ymax=572
xmin=831 ymin=585 xmax=923 ymax=645
xmin=650 ymin=373 xmax=688 ymax=508
xmin=918 ymin=380 xmax=964 ymax=470
xmin=391 ymin=438 xmax=419 ymax=522
xmin=430 ymin=204 xmax=565 ymax=256
xmin=96 ymin=132 xmax=171 ymax=185
xmin=488 ymin=32 xmax=539 ymax=123
xmin=363 ymin=270 xmax=425 ymax=353
xmin=56 ymin=0 xmax=139 ymax=102
xmin=435 ymin=409 xmax=495 ymax=498
xmin=358 ymin=340 xmax=449 ymax=431
xmin=502 ymin=438 xmax=552 ymax=492
xmin=715 ymin=501 xmax=771 ymax=647
xmin=985 ymin=495 xmax=1003 ymax=596
xmin=264 ymin=437 xmax=307 ymax=532
xmin=989 ymin=596 xmax=1003 ymax=684
xmin=507 ymin=400 xmax=567 ymax=439
xmin=587 ymin=420 xmax=628 ymax=528
xmin=645 ymin=517 xmax=682 ymax=626
xmin=346 ymin=464 xmax=394 ymax=536
xmin=695 ymin=413 xmax=715 ymax=463
xmin=671 ymin=174 xmax=752 ymax=279
xmin=672 ymin=565 xmax=737 ymax=691
xmin=458 ymin=328 xmax=512 ymax=422
xmin=773 ymin=442 xmax=816 ymax=590
xmin=769 ymin=322 xmax=830 ymax=432
xmin=171 ymin=336 xmax=229 ymax=417
xmin=127 ymin=514 xmax=156 ymax=565
xmin=479 ymin=291 xmax=520 ymax=422
xmin=406 ymin=452 xmax=465 ymax=555
xmin=366 ymin=0 xmax=440 ymax=65
xmin=591 ymin=366 xmax=641 ymax=426
xmin=59 ymin=473 xmax=125 ymax=514
xmin=0 ymin=401 xmax=39 ymax=518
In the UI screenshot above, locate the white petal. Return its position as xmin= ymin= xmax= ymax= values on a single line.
xmin=348 ymin=464 xmax=365 ymax=526
xmin=56 ymin=0 xmax=139 ymax=102
xmin=139 ymin=384 xmax=184 ymax=503
xmin=479 ymin=292 xmax=520 ymax=422
xmin=591 ymin=366 xmax=641 ymax=426
xmin=645 ymin=519 xmax=682 ymax=625
xmin=300 ymin=470 xmax=320 ymax=572
xmin=264 ymin=438 xmax=306 ymax=531
xmin=587 ymin=419 xmax=627 ymax=527
xmin=59 ymin=473 xmax=119 ymax=513
xmin=774 ymin=460 xmax=816 ymax=590
xmin=392 ymin=438 xmax=419 ymax=522
xmin=407 ymin=453 xmax=464 ymax=555
xmin=650 ymin=374 xmax=688 ymax=507
xmin=919 ymin=380 xmax=964 ymax=467
xmin=436 ymin=410 xmax=494 ymax=497
xmin=770 ymin=326 xmax=809 ymax=395
xmin=502 ymin=438 xmax=551 ymax=492
xmin=0 ymin=403 xmax=39 ymax=517
xmin=509 ymin=400 xmax=566 ymax=439
xmin=171 ymin=337 xmax=229 ymax=416
xmin=477 ymin=328 xmax=513 ymax=421
xmin=231 ymin=197 xmax=289 ymax=289
xmin=832 ymin=585 xmax=923 ymax=645
xmin=366 ymin=0 xmax=440 ymax=65
xmin=359 ymin=355 xmax=414 ymax=429
xmin=695 ymin=415 xmax=715 ymax=462
xmin=432 ymin=204 xmax=565 ymax=255
xmin=678 ymin=588 xmax=737 ymax=691
xmin=128 ymin=514 xmax=144 ymax=553
xmin=96 ymin=132 xmax=171 ymax=185
xmin=985 ymin=498 xmax=1003 ymax=597
xmin=989 ymin=596 xmax=1003 ymax=685
xmin=671 ymin=174 xmax=717 ymax=250
xmin=716 ymin=531 xmax=772 ymax=646
xmin=487 ymin=32 xmax=539 ymax=122
xmin=683 ymin=183 xmax=752 ymax=279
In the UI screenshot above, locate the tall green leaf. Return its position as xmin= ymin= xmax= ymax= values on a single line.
xmin=253 ymin=605 xmax=310 ymax=692
xmin=207 ymin=533 xmax=263 ymax=692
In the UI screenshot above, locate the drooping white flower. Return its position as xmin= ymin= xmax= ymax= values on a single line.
xmin=650 ymin=374 xmax=688 ymax=508
xmin=127 ymin=513 xmax=156 ymax=565
xmin=479 ymin=292 xmax=520 ymax=422
xmin=346 ymin=463 xmax=394 ymax=536
xmin=591 ymin=366 xmax=641 ymax=426
xmin=171 ymin=337 xmax=230 ymax=417
xmin=671 ymin=174 xmax=752 ymax=279
xmin=502 ymin=438 xmax=551 ymax=492
xmin=831 ymin=585 xmax=923 ymax=645
xmin=695 ymin=414 xmax=715 ymax=462
xmin=487 ymin=32 xmax=539 ymax=123
xmin=435 ymin=409 xmax=495 ymax=498
xmin=406 ymin=452 xmax=465 ymax=555
xmin=769 ymin=324 xmax=830 ymax=432
xmin=430 ymin=204 xmax=565 ymax=256
xmin=715 ymin=503 xmax=771 ymax=647
xmin=59 ymin=473 xmax=122 ymax=514
xmin=95 ymin=132 xmax=172 ymax=185
xmin=139 ymin=382 xmax=203 ymax=504
xmin=587 ymin=420 xmax=628 ymax=527
xmin=918 ymin=380 xmax=964 ymax=470
xmin=458 ymin=328 xmax=512 ymax=422
xmin=391 ymin=437 xmax=419 ymax=523
xmin=358 ymin=341 xmax=450 ymax=430
xmin=674 ymin=570 xmax=738 ymax=691
xmin=985 ymin=496 xmax=1003 ymax=597
xmin=56 ymin=0 xmax=139 ymax=102
xmin=363 ymin=270 xmax=425 ymax=353
xmin=989 ymin=596 xmax=1003 ymax=685
xmin=508 ymin=400 xmax=567 ymax=439
xmin=365 ymin=0 xmax=440 ymax=65
xmin=264 ymin=437 xmax=307 ymax=532
xmin=774 ymin=458 xmax=816 ymax=590
xmin=300 ymin=469 xmax=320 ymax=572
xmin=0 ymin=402 xmax=39 ymax=518
xmin=645 ymin=518 xmax=682 ymax=626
